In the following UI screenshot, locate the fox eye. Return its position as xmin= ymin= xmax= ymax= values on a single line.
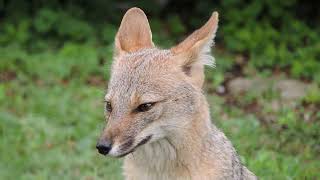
xmin=136 ymin=103 xmax=155 ymax=112
xmin=105 ymin=101 xmax=112 ymax=112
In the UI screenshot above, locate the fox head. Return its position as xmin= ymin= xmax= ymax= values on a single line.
xmin=96 ymin=7 xmax=218 ymax=157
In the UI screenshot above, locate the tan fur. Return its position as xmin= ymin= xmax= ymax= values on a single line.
xmin=97 ymin=7 xmax=257 ymax=180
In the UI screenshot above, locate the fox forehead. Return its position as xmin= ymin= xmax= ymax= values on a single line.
xmin=106 ymin=48 xmax=175 ymax=102
xmin=113 ymin=48 xmax=172 ymax=73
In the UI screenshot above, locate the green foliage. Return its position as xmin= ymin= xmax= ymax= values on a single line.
xmin=209 ymin=95 xmax=320 ymax=179
xmin=34 ymin=8 xmax=59 ymax=33
xmin=0 ymin=19 xmax=31 ymax=45
xmin=34 ymin=8 xmax=94 ymax=41
xmin=101 ymin=24 xmax=117 ymax=44
xmin=0 ymin=81 xmax=122 ymax=179
xmin=219 ymin=0 xmax=320 ymax=81
xmin=0 ymin=43 xmax=111 ymax=84
xmin=167 ymin=15 xmax=186 ymax=36
xmin=1 ymin=1 xmax=318 ymax=83
xmin=303 ymin=85 xmax=320 ymax=104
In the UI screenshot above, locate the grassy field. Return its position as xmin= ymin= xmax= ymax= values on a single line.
xmin=0 ymin=43 xmax=319 ymax=180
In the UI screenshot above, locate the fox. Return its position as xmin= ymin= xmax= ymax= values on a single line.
xmin=96 ymin=7 xmax=257 ymax=180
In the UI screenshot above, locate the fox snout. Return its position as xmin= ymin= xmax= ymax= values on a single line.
xmin=96 ymin=114 xmax=156 ymax=157
xmin=96 ymin=138 xmax=112 ymax=155
xmin=96 ymin=132 xmax=153 ymax=157
xmin=96 ymin=132 xmax=133 ymax=157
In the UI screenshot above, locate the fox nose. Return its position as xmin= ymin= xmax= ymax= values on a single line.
xmin=96 ymin=139 xmax=112 ymax=155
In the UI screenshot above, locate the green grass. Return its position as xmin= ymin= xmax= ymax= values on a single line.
xmin=1 ymin=45 xmax=319 ymax=179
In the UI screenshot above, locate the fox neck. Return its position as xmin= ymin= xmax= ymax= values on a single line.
xmin=124 ymin=95 xmax=217 ymax=178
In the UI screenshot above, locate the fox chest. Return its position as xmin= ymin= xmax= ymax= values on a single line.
xmin=122 ymin=141 xmax=192 ymax=180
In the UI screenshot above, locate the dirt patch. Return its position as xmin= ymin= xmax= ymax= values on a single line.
xmin=227 ymin=77 xmax=310 ymax=102
xmin=0 ymin=71 xmax=16 ymax=82
xmin=219 ymin=77 xmax=319 ymax=124
xmin=86 ymin=75 xmax=106 ymax=86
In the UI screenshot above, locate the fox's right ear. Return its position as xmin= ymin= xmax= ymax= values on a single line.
xmin=171 ymin=12 xmax=218 ymax=88
xmin=114 ymin=7 xmax=154 ymax=56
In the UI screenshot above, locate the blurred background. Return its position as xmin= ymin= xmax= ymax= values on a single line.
xmin=0 ymin=0 xmax=319 ymax=179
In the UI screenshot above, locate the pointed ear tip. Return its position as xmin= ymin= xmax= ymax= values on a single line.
xmin=125 ymin=7 xmax=146 ymax=16
xmin=211 ymin=11 xmax=219 ymax=21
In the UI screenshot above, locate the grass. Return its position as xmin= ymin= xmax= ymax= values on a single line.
xmin=0 ymin=44 xmax=319 ymax=179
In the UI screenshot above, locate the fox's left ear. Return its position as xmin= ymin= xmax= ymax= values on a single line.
xmin=114 ymin=7 xmax=154 ymax=56
xmin=171 ymin=12 xmax=219 ymax=88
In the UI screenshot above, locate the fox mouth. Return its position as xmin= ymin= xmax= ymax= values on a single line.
xmin=116 ymin=135 xmax=152 ymax=158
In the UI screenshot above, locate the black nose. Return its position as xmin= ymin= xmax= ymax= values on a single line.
xmin=96 ymin=139 xmax=112 ymax=155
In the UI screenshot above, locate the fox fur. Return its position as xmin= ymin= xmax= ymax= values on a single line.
xmin=97 ymin=7 xmax=257 ymax=180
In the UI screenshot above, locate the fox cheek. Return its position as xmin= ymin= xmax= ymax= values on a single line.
xmin=146 ymin=106 xmax=164 ymax=122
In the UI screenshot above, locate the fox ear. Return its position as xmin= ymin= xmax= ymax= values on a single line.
xmin=171 ymin=12 xmax=219 ymax=88
xmin=114 ymin=7 xmax=154 ymax=56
